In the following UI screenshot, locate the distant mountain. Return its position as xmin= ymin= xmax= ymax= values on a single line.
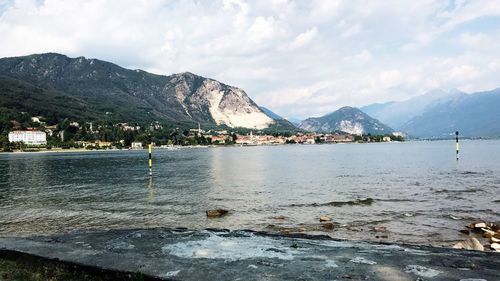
xmin=400 ymin=88 xmax=500 ymax=138
xmin=361 ymin=89 xmax=464 ymax=129
xmin=299 ymin=106 xmax=394 ymax=135
xmin=361 ymin=88 xmax=500 ymax=138
xmin=0 ymin=53 xmax=275 ymax=130
xmin=260 ymin=106 xmax=297 ymax=129
xmin=286 ymin=117 xmax=302 ymax=127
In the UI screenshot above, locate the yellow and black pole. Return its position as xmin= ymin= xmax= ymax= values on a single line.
xmin=455 ymin=131 xmax=459 ymax=161
xmin=148 ymin=143 xmax=153 ymax=177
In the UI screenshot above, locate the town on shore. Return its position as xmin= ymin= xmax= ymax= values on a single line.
xmin=0 ymin=117 xmax=404 ymax=152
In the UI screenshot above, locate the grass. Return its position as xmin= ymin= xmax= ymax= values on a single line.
xmin=0 ymin=251 xmax=160 ymax=281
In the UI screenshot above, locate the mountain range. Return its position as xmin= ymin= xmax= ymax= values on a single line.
xmin=0 ymin=53 xmax=294 ymax=131
xmin=361 ymin=88 xmax=500 ymax=138
xmin=1 ymin=53 xmax=499 ymax=138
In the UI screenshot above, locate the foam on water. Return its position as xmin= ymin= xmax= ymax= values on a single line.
xmin=350 ymin=256 xmax=377 ymax=265
xmin=405 ymin=265 xmax=441 ymax=278
xmin=162 ymin=233 xmax=303 ymax=261
xmin=325 ymin=259 xmax=339 ymax=268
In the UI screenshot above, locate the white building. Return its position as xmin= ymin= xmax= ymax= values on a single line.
xmin=8 ymin=130 xmax=47 ymax=145
xmin=131 ymin=142 xmax=143 ymax=149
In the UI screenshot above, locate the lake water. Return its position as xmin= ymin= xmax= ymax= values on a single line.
xmin=0 ymin=140 xmax=499 ymax=247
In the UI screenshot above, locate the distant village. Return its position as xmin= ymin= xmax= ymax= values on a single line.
xmin=1 ymin=115 xmax=403 ymax=151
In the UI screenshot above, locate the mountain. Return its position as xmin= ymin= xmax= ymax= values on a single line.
xmin=0 ymin=53 xmax=275 ymax=130
xmin=260 ymin=106 xmax=297 ymax=129
xmin=0 ymin=75 xmax=101 ymax=121
xmin=287 ymin=117 xmax=302 ymax=127
xmin=361 ymin=88 xmax=500 ymax=138
xmin=361 ymin=89 xmax=464 ymax=129
xmin=399 ymin=88 xmax=500 ymax=138
xmin=260 ymin=107 xmax=284 ymax=120
xmin=299 ymin=106 xmax=394 ymax=135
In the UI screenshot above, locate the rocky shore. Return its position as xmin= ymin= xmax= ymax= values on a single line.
xmin=0 ymin=228 xmax=498 ymax=281
xmin=452 ymin=221 xmax=500 ymax=252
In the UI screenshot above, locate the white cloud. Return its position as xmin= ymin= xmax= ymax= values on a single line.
xmin=0 ymin=0 xmax=499 ymax=119
xmin=247 ymin=16 xmax=281 ymax=43
xmin=341 ymin=23 xmax=362 ymax=38
xmin=344 ymin=49 xmax=372 ymax=63
xmin=379 ymin=70 xmax=402 ymax=88
xmin=289 ymin=27 xmax=318 ymax=49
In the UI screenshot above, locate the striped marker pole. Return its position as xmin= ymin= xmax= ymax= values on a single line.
xmin=455 ymin=131 xmax=459 ymax=161
xmin=148 ymin=143 xmax=153 ymax=177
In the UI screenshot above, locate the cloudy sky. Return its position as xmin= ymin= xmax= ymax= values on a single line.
xmin=1 ymin=0 xmax=500 ymax=119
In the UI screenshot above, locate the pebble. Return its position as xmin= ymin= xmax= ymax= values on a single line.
xmin=206 ymin=209 xmax=228 ymax=217
xmin=319 ymin=216 xmax=331 ymax=222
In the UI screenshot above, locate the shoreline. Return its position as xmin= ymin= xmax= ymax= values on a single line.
xmin=2 ymin=137 xmax=498 ymax=155
xmin=1 ymin=227 xmax=498 ymax=280
xmin=0 ymin=139 xmax=478 ymax=155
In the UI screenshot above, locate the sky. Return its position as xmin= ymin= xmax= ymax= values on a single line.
xmin=1 ymin=0 xmax=500 ymax=119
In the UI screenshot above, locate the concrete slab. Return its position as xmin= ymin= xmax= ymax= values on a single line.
xmin=0 ymin=228 xmax=498 ymax=280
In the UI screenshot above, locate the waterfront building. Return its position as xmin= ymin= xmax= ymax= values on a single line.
xmin=95 ymin=141 xmax=112 ymax=148
xmin=8 ymin=130 xmax=47 ymax=145
xmin=131 ymin=142 xmax=143 ymax=149
xmin=211 ymin=135 xmax=228 ymax=144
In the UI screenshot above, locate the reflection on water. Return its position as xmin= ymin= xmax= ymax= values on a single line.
xmin=147 ymin=177 xmax=154 ymax=205
xmin=0 ymin=140 xmax=499 ymax=247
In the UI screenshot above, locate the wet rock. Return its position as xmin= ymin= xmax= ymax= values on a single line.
xmin=371 ymin=226 xmax=387 ymax=233
xmin=474 ymin=222 xmax=487 ymax=229
xmin=206 ymin=209 xmax=228 ymax=217
xmin=319 ymin=216 xmax=331 ymax=222
xmin=467 ymin=222 xmax=486 ymax=229
xmin=322 ymin=222 xmax=334 ymax=230
xmin=490 ymin=236 xmax=500 ymax=243
xmin=452 ymin=237 xmax=484 ymax=251
xmin=490 ymin=243 xmax=500 ymax=252
xmin=481 ymin=228 xmax=496 ymax=238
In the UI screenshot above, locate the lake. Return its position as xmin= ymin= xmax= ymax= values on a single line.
xmin=0 ymin=140 xmax=499 ymax=247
